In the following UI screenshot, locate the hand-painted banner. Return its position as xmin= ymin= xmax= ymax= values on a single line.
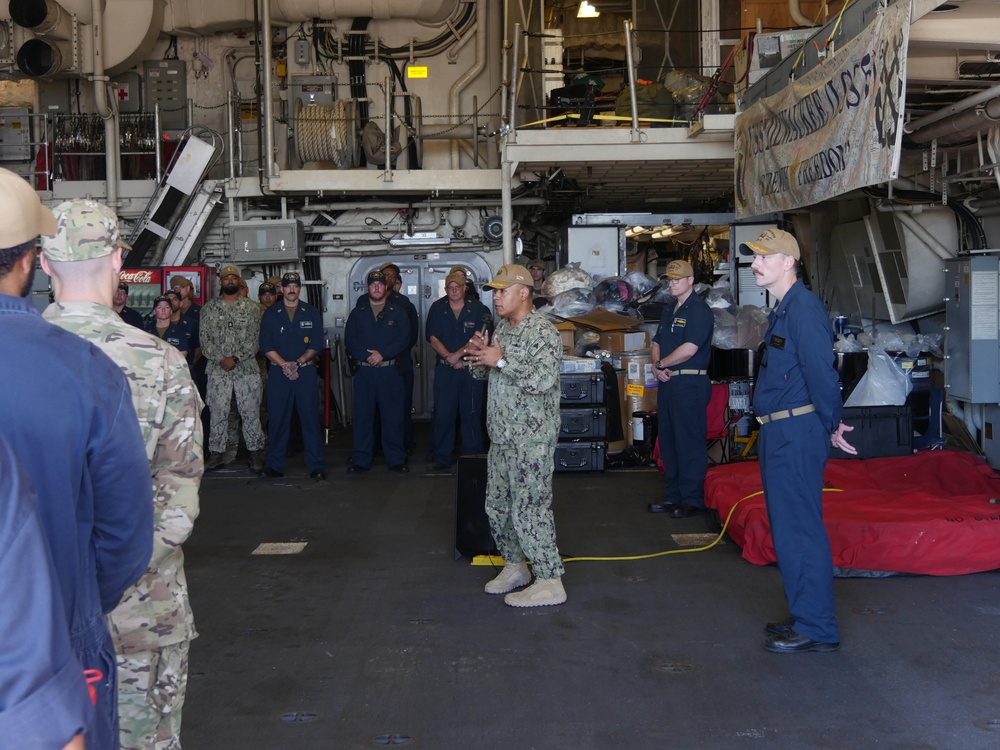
xmin=735 ymin=0 xmax=911 ymax=218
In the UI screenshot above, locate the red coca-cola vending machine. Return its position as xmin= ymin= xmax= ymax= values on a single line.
xmin=162 ymin=266 xmax=213 ymax=304
xmin=118 ymin=267 xmax=163 ymax=323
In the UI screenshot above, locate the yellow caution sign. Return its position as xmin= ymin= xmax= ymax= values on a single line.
xmin=407 ymin=66 xmax=428 ymax=79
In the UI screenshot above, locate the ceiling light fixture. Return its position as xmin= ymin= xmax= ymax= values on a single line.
xmin=389 ymin=232 xmax=450 ymax=247
xmin=578 ymin=1 xmax=600 ymax=19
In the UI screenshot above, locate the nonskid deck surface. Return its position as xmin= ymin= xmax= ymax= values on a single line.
xmin=182 ymin=427 xmax=1000 ymax=749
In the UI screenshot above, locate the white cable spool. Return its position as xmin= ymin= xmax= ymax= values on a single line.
xmin=294 ymin=98 xmax=357 ymax=169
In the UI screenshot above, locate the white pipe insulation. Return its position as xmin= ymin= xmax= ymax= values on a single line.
xmin=448 ymin=0 xmax=487 ymax=168
xmin=163 ymin=0 xmax=462 ymax=35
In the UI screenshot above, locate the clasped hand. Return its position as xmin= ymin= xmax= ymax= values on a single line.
xmin=464 ymin=330 xmax=501 ymax=368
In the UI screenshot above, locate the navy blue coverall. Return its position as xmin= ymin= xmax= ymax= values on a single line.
xmin=392 ymin=289 xmax=419 ymax=452
xmin=260 ymin=300 xmax=326 ymax=474
xmin=0 ymin=435 xmax=94 ymax=748
xmin=653 ymin=291 xmax=714 ymax=508
xmin=754 ymin=280 xmax=842 ymax=645
xmin=345 ymin=295 xmax=411 ymax=469
xmin=0 ymin=293 xmax=153 ymax=750
xmin=425 ymin=297 xmax=493 ymax=467
xmin=146 ymin=317 xmax=198 ymax=359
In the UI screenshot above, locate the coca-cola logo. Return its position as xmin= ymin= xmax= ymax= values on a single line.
xmin=120 ymin=270 xmax=155 ymax=283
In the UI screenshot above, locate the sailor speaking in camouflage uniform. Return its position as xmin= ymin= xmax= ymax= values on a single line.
xmin=199 ymin=265 xmax=265 ymax=472
xmin=40 ymin=199 xmax=205 ymax=750
xmin=466 ymin=264 xmax=566 ymax=608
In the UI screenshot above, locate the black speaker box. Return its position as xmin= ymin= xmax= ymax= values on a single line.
xmin=455 ymin=455 xmax=497 ymax=559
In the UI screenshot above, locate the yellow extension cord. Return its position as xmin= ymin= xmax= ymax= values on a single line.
xmin=470 ymin=488 xmax=844 ymax=565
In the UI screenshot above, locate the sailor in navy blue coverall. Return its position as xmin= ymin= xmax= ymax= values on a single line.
xmin=345 ymin=270 xmax=412 ymax=472
xmin=649 ymin=259 xmax=714 ymax=518
xmin=0 ymin=188 xmax=153 ymax=750
xmin=425 ymin=271 xmax=493 ymax=469
xmin=377 ymin=263 xmax=419 ymax=453
xmin=0 ymin=435 xmax=93 ymax=750
xmin=740 ymin=228 xmax=856 ymax=654
xmin=259 ymin=272 xmax=326 ymax=478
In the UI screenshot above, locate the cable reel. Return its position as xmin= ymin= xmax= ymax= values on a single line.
xmin=294 ymin=97 xmax=359 ymax=170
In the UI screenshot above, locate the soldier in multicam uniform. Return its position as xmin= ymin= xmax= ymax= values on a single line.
xmin=465 ymin=264 xmax=566 ymax=608
xmin=199 ymin=265 xmax=266 ymax=472
xmin=40 ymin=198 xmax=204 ymax=750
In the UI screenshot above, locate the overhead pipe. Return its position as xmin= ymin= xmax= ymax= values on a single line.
xmin=623 ymin=20 xmax=639 ymax=141
xmin=788 ymin=0 xmax=817 ymax=28
xmin=448 ymin=0 xmax=487 ymax=168
xmin=91 ymin=0 xmax=119 ymax=207
xmin=905 ymin=82 xmax=1000 ymax=133
xmin=162 ymin=0 xmax=460 ymax=34
xmin=907 ymin=97 xmax=1000 ymax=146
xmin=260 ymin=0 xmax=276 ymax=183
xmin=500 ymin=22 xmax=519 ymax=265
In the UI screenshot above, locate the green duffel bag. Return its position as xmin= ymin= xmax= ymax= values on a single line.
xmin=615 ymin=83 xmax=677 ymax=126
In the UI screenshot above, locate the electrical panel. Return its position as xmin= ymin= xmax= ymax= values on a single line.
xmin=37 ymin=80 xmax=71 ymax=114
xmin=230 ymin=219 xmax=304 ymax=263
xmin=290 ymin=76 xmax=336 ymax=111
xmin=0 ymin=108 xmax=31 ymax=162
xmin=144 ymin=60 xmax=188 ymax=130
xmin=294 ymin=38 xmax=310 ymax=66
xmin=944 ymin=254 xmax=1000 ymax=404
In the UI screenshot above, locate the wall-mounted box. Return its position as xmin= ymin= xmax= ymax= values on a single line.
xmin=230 ymin=219 xmax=304 ymax=262
xmin=0 ymin=108 xmax=30 ymax=162
xmin=144 ymin=60 xmax=187 ymax=130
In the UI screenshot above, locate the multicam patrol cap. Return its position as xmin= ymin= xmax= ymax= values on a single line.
xmin=445 ymin=271 xmax=466 ymax=287
xmin=218 ymin=265 xmax=241 ymax=278
xmin=41 ymin=199 xmax=129 ymax=262
xmin=527 ymin=258 xmax=546 ymax=271
xmin=169 ymin=275 xmax=193 ymax=289
xmin=281 ymin=272 xmax=301 ymax=287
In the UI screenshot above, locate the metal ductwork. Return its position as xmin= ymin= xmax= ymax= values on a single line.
xmin=826 ymin=206 xmax=956 ymax=325
xmin=8 ymin=0 xmax=80 ymax=76
xmin=15 ymin=37 xmax=74 ymax=76
xmin=10 ymin=0 xmax=76 ymax=38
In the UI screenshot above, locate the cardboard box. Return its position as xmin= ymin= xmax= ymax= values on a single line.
xmin=601 ymin=329 xmax=649 ymax=353
xmin=554 ymin=321 xmax=576 ymax=355
xmin=567 ymin=308 xmax=640 ymax=333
